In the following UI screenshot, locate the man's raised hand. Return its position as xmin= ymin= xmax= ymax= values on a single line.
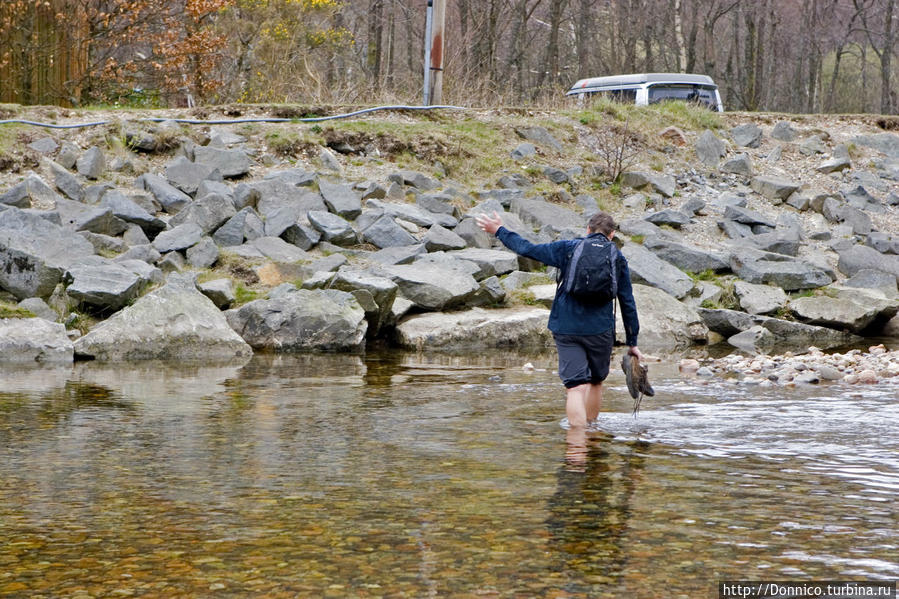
xmin=475 ymin=210 xmax=503 ymax=235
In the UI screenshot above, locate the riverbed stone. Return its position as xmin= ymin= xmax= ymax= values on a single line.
xmin=728 ymin=325 xmax=776 ymax=352
xmin=74 ymin=273 xmax=252 ymax=361
xmin=0 ymin=318 xmax=73 ymax=363
xmin=395 ymin=307 xmax=552 ymax=351
xmin=226 ymin=288 xmax=366 ymax=352
xmin=697 ymin=308 xmax=860 ymax=350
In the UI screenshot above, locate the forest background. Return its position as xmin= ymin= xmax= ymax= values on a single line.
xmin=1 ymin=0 xmax=897 ymax=115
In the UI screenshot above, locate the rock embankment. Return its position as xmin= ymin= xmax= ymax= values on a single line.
xmin=0 ymin=108 xmax=897 ymax=362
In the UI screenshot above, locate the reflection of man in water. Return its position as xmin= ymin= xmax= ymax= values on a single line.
xmin=546 ymin=436 xmax=646 ymax=595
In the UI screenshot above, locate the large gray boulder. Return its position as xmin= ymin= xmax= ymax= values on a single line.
xmin=0 ymin=318 xmax=73 ymax=363
xmin=76 ymin=146 xmax=106 ymax=180
xmin=613 ymin=284 xmax=708 ymax=349
xmin=422 ymin=224 xmax=467 ymax=251
xmin=852 ymin=133 xmax=899 ymax=158
xmin=730 ymin=249 xmax=832 ymax=290
xmin=362 ymin=214 xmax=418 ymax=248
xmin=396 ymin=307 xmax=552 ymax=350
xmin=751 ymin=176 xmax=800 ymax=201
xmin=47 ymin=159 xmax=84 ymax=201
xmin=329 ymin=269 xmax=398 ymax=336
xmin=697 ymin=308 xmax=860 ymax=350
xmin=365 ymin=199 xmax=457 ymax=228
xmin=74 ymin=274 xmax=253 ymax=361
xmin=319 ymin=180 xmax=362 ymax=220
xmin=0 ymin=207 xmax=96 ymax=299
xmin=771 ymin=121 xmax=799 ymax=142
xmin=510 ymin=197 xmax=584 ymax=233
xmin=380 ymin=263 xmax=480 ymax=310
xmin=724 ymin=205 xmax=777 ymax=228
xmin=446 ymin=248 xmax=519 ymax=280
xmin=54 ymin=198 xmax=128 ymax=236
xmin=695 ymin=129 xmax=726 ymax=166
xmin=64 ymin=256 xmax=144 ymax=311
xmin=307 ymin=210 xmax=356 ymax=246
xmin=225 ymin=288 xmax=366 ymax=352
xmin=153 ymin=223 xmax=204 ymax=253
xmin=169 ymin=193 xmax=237 ymax=234
xmin=100 ymin=190 xmax=167 ymax=236
xmin=514 ymin=126 xmax=564 ymax=153
xmin=620 ymin=243 xmax=694 ymax=299
xmin=136 ymin=173 xmax=192 ymax=214
xmin=0 ymin=173 xmax=62 ymax=208
xmin=642 ymin=237 xmax=730 ymax=273
xmin=619 ymin=171 xmax=676 ymax=198
xmin=388 ymin=170 xmax=440 ymax=191
xmin=733 ymin=280 xmax=787 ymax=315
xmin=213 ymin=207 xmax=265 ymax=247
xmin=837 ymin=245 xmax=899 ymax=279
xmin=731 ymin=123 xmax=763 ymax=148
xmin=165 ymin=156 xmax=223 ymax=196
xmin=790 ymin=293 xmax=890 ymax=334
xmin=193 ymin=146 xmax=251 ymax=178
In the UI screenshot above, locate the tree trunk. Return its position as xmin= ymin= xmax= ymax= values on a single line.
xmin=674 ymin=0 xmax=686 ymax=71
xmin=880 ymin=0 xmax=895 ymax=113
xmin=367 ymin=0 xmax=384 ymax=89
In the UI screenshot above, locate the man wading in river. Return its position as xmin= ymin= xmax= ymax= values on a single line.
xmin=476 ymin=211 xmax=643 ymax=429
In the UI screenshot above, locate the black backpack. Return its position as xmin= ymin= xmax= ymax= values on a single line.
xmin=559 ymin=236 xmax=619 ymax=304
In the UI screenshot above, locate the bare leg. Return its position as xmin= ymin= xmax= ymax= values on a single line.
xmin=585 ymin=383 xmax=603 ymax=422
xmin=565 ymin=427 xmax=588 ymax=469
xmin=565 ymin=384 xmax=589 ymax=428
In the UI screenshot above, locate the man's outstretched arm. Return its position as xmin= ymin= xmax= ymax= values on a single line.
xmin=476 ymin=211 xmax=567 ymax=268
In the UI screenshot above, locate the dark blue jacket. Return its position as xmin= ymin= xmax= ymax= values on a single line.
xmin=496 ymin=227 xmax=640 ymax=346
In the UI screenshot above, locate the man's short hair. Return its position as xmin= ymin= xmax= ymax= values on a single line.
xmin=588 ymin=212 xmax=617 ymax=236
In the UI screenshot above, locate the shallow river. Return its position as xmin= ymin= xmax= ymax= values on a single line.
xmin=1 ymin=348 xmax=897 ymax=598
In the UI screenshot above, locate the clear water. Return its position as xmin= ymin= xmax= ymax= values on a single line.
xmin=0 ymin=350 xmax=897 ymax=598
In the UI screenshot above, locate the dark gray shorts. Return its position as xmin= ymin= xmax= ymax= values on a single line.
xmin=553 ymin=330 xmax=614 ymax=389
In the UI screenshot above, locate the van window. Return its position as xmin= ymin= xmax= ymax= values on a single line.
xmin=648 ymin=84 xmax=717 ymax=109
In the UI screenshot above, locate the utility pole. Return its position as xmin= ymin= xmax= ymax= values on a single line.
xmin=423 ymin=0 xmax=446 ymax=105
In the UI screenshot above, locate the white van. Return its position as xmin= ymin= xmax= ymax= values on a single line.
xmin=566 ymin=73 xmax=724 ymax=112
